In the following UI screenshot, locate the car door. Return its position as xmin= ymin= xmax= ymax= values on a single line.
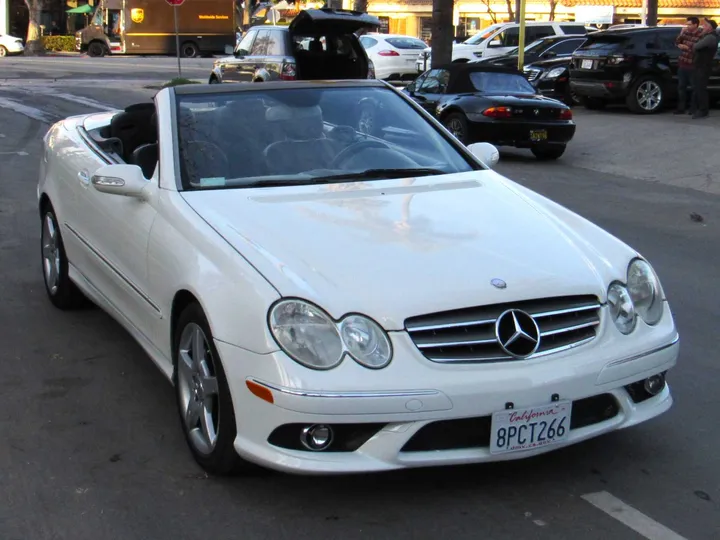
xmin=409 ymin=68 xmax=449 ymax=115
xmin=255 ymin=29 xmax=287 ymax=81
xmin=221 ymin=29 xmax=258 ymax=83
xmin=73 ymin=124 xmax=162 ymax=338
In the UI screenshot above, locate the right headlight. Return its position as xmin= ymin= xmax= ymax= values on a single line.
xmin=268 ymin=299 xmax=392 ymax=370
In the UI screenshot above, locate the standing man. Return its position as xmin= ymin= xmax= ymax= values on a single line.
xmin=688 ymin=19 xmax=718 ymax=119
xmin=674 ymin=17 xmax=701 ymax=115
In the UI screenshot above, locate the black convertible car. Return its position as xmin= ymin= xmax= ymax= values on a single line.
xmin=404 ymin=64 xmax=576 ymax=160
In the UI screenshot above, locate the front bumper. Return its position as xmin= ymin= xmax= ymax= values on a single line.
xmin=216 ymin=304 xmax=679 ymax=474
xmin=570 ymin=79 xmax=629 ymax=100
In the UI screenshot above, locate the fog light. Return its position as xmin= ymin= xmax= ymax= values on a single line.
xmin=300 ymin=424 xmax=333 ymax=451
xmin=644 ymin=374 xmax=665 ymax=396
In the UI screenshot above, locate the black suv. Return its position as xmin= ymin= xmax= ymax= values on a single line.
xmin=569 ymin=26 xmax=720 ymax=113
xmin=209 ymin=9 xmax=379 ymax=84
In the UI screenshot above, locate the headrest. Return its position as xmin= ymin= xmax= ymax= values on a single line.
xmin=265 ymin=105 xmax=324 ymax=140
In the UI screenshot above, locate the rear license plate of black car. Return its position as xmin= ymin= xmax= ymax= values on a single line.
xmin=530 ymin=130 xmax=548 ymax=142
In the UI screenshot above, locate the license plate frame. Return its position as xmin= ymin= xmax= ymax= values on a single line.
xmin=489 ymin=401 xmax=572 ymax=455
xmin=581 ymin=59 xmax=593 ymax=70
xmin=530 ymin=129 xmax=548 ymax=142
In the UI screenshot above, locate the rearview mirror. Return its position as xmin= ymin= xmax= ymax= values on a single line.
xmin=91 ymin=164 xmax=148 ymax=199
xmin=224 ymin=45 xmax=234 ymax=55
xmin=467 ymin=142 xmax=500 ymax=168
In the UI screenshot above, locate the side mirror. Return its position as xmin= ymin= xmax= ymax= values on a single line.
xmin=91 ymin=164 xmax=148 ymax=199
xmin=225 ymin=44 xmax=234 ymax=55
xmin=467 ymin=142 xmax=500 ymax=168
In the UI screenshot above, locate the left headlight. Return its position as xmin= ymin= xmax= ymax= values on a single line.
xmin=544 ymin=67 xmax=567 ymax=79
xmin=268 ymin=299 xmax=393 ymax=370
xmin=627 ymin=259 xmax=664 ymax=325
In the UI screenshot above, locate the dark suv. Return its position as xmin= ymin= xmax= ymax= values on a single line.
xmin=569 ymin=26 xmax=720 ymax=113
xmin=209 ymin=9 xmax=379 ymax=84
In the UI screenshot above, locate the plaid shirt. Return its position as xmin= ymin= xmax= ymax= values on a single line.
xmin=676 ymin=28 xmax=703 ymax=68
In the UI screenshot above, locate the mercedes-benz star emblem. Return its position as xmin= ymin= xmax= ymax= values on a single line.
xmin=495 ymin=309 xmax=541 ymax=358
xmin=491 ymin=278 xmax=507 ymax=289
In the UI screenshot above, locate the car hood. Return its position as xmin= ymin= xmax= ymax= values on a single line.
xmin=181 ymin=171 xmax=636 ymax=329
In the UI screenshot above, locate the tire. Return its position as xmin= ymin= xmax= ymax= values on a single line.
xmin=181 ymin=41 xmax=199 ymax=58
xmin=87 ymin=41 xmax=106 ymax=57
xmin=442 ymin=112 xmax=469 ymax=145
xmin=173 ymin=302 xmax=258 ymax=476
xmin=626 ymin=76 xmax=664 ymax=114
xmin=0 ymin=46 xmax=8 ymax=58
xmin=40 ymin=204 xmax=87 ymax=309
xmin=531 ymin=144 xmax=566 ymax=161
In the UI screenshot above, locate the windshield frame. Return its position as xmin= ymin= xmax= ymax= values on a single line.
xmin=168 ymin=81 xmax=486 ymax=193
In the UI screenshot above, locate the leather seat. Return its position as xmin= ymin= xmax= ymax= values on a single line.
xmin=110 ymin=103 xmax=158 ymax=162
xmin=131 ymin=143 xmax=158 ymax=180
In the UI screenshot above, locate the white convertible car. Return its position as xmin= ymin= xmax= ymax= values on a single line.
xmin=38 ymin=80 xmax=680 ymax=476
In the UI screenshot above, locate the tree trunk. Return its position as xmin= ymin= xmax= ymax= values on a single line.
xmin=23 ymin=0 xmax=45 ymax=55
xmin=354 ymin=0 xmax=368 ymax=12
xmin=431 ymin=0 xmax=454 ymax=68
xmin=243 ymin=0 xmax=251 ymax=27
xmin=505 ymin=0 xmax=514 ymax=20
xmin=549 ymin=0 xmax=557 ymax=21
xmin=326 ymin=0 xmax=343 ymax=9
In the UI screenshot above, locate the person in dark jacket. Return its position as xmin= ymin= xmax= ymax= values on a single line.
xmin=682 ymin=18 xmax=719 ymax=119
xmin=674 ymin=17 xmax=702 ymax=115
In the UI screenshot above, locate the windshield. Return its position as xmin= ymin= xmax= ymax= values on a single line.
xmin=469 ymin=72 xmax=536 ymax=94
xmin=175 ymin=86 xmax=477 ymax=190
xmin=464 ymin=24 xmax=504 ymax=45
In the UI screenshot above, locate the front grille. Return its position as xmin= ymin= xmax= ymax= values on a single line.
xmin=401 ymin=393 xmax=619 ymax=452
xmin=405 ymin=295 xmax=601 ymax=364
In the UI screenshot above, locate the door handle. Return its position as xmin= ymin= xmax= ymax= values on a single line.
xmin=78 ymin=170 xmax=90 ymax=186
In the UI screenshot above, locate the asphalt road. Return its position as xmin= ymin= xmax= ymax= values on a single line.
xmin=0 ymin=72 xmax=718 ymax=540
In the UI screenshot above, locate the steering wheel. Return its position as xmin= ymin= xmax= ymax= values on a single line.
xmin=184 ymin=140 xmax=230 ymax=182
xmin=329 ymin=140 xmax=391 ymax=169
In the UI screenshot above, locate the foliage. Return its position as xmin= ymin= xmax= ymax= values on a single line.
xmin=42 ymin=35 xmax=76 ymax=52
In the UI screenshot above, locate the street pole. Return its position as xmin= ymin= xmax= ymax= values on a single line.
xmin=517 ymin=0 xmax=526 ymax=71
xmin=174 ymin=5 xmax=182 ymax=78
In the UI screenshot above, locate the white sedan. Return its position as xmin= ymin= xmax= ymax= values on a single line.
xmin=359 ymin=33 xmax=428 ymax=81
xmin=0 ymin=34 xmax=24 ymax=56
xmin=38 ymin=80 xmax=679 ymax=476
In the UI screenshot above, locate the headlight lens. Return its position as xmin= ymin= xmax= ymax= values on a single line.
xmin=268 ymin=300 xmax=344 ymax=370
xmin=627 ymin=259 xmax=663 ymax=325
xmin=607 ymin=283 xmax=636 ymax=334
xmin=340 ymin=315 xmax=392 ymax=369
xmin=268 ymin=300 xmax=392 ymax=370
xmin=545 ymin=67 xmax=566 ymax=79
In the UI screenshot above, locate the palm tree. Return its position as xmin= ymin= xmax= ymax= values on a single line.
xmin=23 ymin=0 xmax=45 ymax=55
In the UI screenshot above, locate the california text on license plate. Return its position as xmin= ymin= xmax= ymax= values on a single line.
xmin=581 ymin=59 xmax=593 ymax=69
xmin=530 ymin=129 xmax=548 ymax=142
xmin=490 ymin=401 xmax=572 ymax=454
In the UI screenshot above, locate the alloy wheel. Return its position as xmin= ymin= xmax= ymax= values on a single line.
xmin=446 ymin=117 xmax=465 ymax=140
xmin=41 ymin=213 xmax=61 ymax=295
xmin=637 ymin=81 xmax=662 ymax=112
xmin=177 ymin=323 xmax=220 ymax=455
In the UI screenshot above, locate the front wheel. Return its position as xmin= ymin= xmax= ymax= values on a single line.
xmin=40 ymin=205 xmax=87 ymax=309
xmin=531 ymin=144 xmax=566 ymax=161
xmin=627 ymin=77 xmax=664 ymax=114
xmin=173 ymin=303 xmax=258 ymax=476
xmin=442 ymin=112 xmax=469 ymax=145
xmin=87 ymin=41 xmax=106 ymax=57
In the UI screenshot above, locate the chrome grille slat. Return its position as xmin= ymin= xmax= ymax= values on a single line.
xmin=405 ymin=295 xmax=601 ymax=364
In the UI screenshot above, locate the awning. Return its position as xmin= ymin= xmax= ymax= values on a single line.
xmin=66 ymin=4 xmax=94 ymax=14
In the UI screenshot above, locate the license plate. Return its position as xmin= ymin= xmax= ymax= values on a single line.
xmin=530 ymin=129 xmax=548 ymax=142
xmin=490 ymin=401 xmax=572 ymax=454
xmin=581 ymin=59 xmax=593 ymax=69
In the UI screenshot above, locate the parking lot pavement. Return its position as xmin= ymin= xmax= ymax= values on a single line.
xmin=1 ymin=86 xmax=719 ymax=540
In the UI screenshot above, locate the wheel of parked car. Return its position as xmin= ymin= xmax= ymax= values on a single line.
xmin=87 ymin=41 xmax=106 ymax=57
xmin=173 ymin=302 xmax=258 ymax=476
xmin=531 ymin=144 xmax=566 ymax=161
xmin=40 ymin=202 xmax=87 ymax=309
xmin=627 ymin=76 xmax=664 ymax=114
xmin=181 ymin=41 xmax=200 ymax=58
xmin=442 ymin=113 xmax=469 ymax=145
xmin=0 ymin=46 xmax=8 ymax=58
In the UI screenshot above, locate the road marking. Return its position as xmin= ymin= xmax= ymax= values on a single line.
xmin=582 ymin=492 xmax=688 ymax=540
xmin=25 ymin=88 xmax=117 ymax=112
xmin=0 ymin=97 xmax=57 ymax=124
